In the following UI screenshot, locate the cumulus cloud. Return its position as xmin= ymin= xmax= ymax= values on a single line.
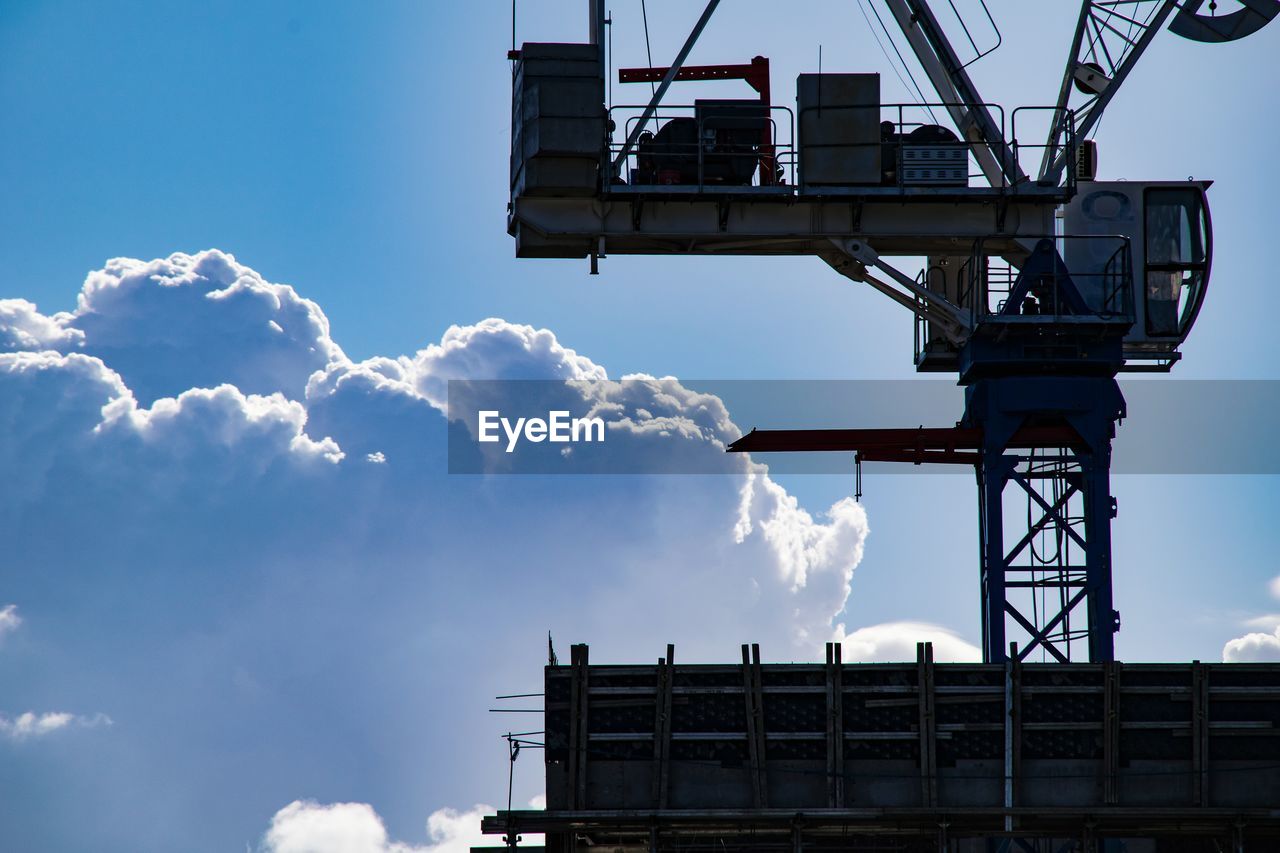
xmin=421 ymin=804 xmax=498 ymax=853
xmin=262 ymin=798 xmax=545 ymax=853
xmin=0 ymin=299 xmax=83 ymax=352
xmin=737 ymin=474 xmax=868 ymax=649
xmin=1224 ymin=629 xmax=1280 ymax=663
xmin=0 ymin=252 xmax=877 ymax=851
xmin=300 ymin=319 xmax=869 ymax=647
xmin=1222 ymin=576 xmax=1280 ymax=661
xmin=0 ymin=287 xmax=864 ymax=651
xmin=0 ymin=604 xmax=20 ymax=640
xmin=0 ymin=250 xmax=343 ymax=404
xmin=0 ymin=711 xmax=112 ymax=741
xmin=102 ymin=383 xmax=344 ymax=466
xmin=263 ymin=800 xmax=429 ymax=853
xmin=410 ymin=319 xmax=607 ymax=410
xmin=836 ymin=621 xmax=982 ymax=663
xmin=0 ymin=350 xmax=342 ymax=510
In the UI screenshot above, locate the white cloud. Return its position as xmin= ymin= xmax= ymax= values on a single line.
xmin=301 ymin=318 xmax=869 ymax=649
xmin=101 ymin=383 xmax=344 ymax=466
xmin=422 ymin=804 xmax=496 ymax=853
xmin=262 ymin=801 xmax=428 ymax=853
xmin=836 ymin=621 xmax=982 ymax=663
xmin=1222 ymin=576 xmax=1280 ymax=661
xmin=0 ymin=604 xmax=20 ymax=640
xmin=409 ymin=319 xmax=607 ymax=411
xmin=263 ymin=799 xmax=544 ymax=853
xmin=0 ymin=608 xmax=112 ymax=743
xmin=0 ymin=250 xmax=344 ymax=405
xmin=736 ymin=474 xmax=868 ymax=648
xmin=0 ymin=258 xmax=872 ymax=657
xmin=1224 ymin=628 xmax=1280 ymax=663
xmin=0 ymin=711 xmax=112 ymax=741
xmin=0 ymin=350 xmax=342 ymax=499
xmin=0 ymin=252 xmax=872 ymax=849
xmin=1243 ymin=613 xmax=1280 ymax=630
xmin=0 ymin=299 xmax=83 ymax=352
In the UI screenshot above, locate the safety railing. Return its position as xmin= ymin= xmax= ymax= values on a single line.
xmin=602 ymin=101 xmax=1078 ymax=195
xmin=785 ymin=100 xmax=1072 ymax=194
xmin=913 ymin=233 xmax=1134 ymax=365
xmin=964 ymin=234 xmax=1133 ymax=323
xmin=1010 ymin=106 xmax=1079 ymax=191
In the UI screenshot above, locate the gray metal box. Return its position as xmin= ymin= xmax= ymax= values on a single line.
xmin=797 ymin=73 xmax=880 ymax=188
xmin=513 ymin=115 xmax=604 ymax=160
xmin=515 ymin=42 xmax=601 ymax=79
xmin=511 ymin=157 xmax=599 ymax=198
xmin=511 ymin=43 xmax=604 ymax=197
xmin=516 ymin=78 xmax=604 ymax=122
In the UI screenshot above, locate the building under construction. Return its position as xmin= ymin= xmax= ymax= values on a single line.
xmin=482 ymin=643 xmax=1280 ymax=851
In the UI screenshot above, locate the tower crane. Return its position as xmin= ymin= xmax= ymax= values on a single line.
xmin=506 ymin=0 xmax=1278 ymax=663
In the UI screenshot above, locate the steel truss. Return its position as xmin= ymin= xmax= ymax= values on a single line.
xmin=966 ymin=377 xmax=1124 ymax=663
xmin=1039 ymin=2 xmax=1178 ymax=182
xmin=979 ymin=451 xmax=1097 ymax=663
xmin=1036 ymin=0 xmax=1280 ymax=182
xmin=729 ymin=377 xmax=1125 ymax=664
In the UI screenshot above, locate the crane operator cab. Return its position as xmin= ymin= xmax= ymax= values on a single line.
xmin=916 ymin=178 xmax=1212 ymax=377
xmin=1064 ymin=180 xmax=1211 ymax=369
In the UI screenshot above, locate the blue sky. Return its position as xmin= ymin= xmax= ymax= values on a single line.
xmin=1 ymin=2 xmax=1278 ymax=851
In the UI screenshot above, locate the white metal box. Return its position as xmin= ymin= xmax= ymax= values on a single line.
xmin=901 ymin=145 xmax=967 ymax=186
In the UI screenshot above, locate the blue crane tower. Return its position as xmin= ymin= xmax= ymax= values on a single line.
xmin=507 ymin=1 xmax=1277 ymax=663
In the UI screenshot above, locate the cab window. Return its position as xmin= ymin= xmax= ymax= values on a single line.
xmin=1144 ymin=188 xmax=1208 ymax=337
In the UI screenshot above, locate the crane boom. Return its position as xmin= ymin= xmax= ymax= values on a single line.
xmin=1040 ymin=0 xmax=1279 ymax=184
xmin=1040 ymin=1 xmax=1179 ymax=184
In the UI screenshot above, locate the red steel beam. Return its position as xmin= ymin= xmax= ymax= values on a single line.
xmin=618 ymin=56 xmax=775 ymax=185
xmin=619 ymin=57 xmax=770 ymax=98
xmin=856 ymin=448 xmax=981 ymax=466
